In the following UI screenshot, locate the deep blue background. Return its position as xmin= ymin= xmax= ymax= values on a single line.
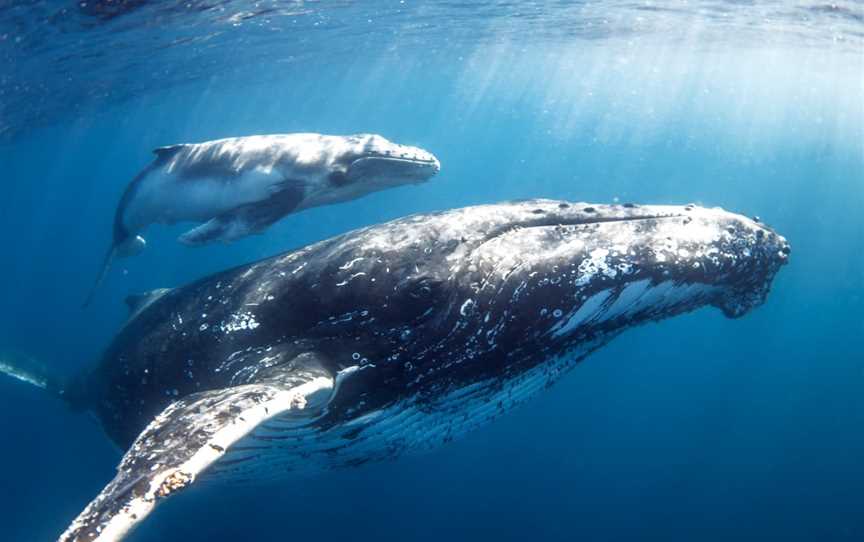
xmin=0 ymin=44 xmax=862 ymax=541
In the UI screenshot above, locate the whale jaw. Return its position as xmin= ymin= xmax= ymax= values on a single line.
xmin=347 ymin=154 xmax=440 ymax=185
xmin=341 ymin=134 xmax=441 ymax=188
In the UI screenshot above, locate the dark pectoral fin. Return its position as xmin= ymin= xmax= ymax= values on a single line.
xmin=177 ymin=215 xmax=237 ymax=245
xmin=177 ymin=180 xmax=304 ymax=246
xmin=58 ymin=362 xmax=333 ymax=542
xmin=248 ymin=178 xmax=305 ymax=229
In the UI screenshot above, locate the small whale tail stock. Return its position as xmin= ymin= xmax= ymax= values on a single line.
xmin=82 ymin=235 xmax=146 ymax=308
xmin=82 ymin=244 xmax=117 ymax=309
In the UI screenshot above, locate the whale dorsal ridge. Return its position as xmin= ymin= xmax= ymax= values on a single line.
xmin=152 ymin=144 xmax=186 ymax=159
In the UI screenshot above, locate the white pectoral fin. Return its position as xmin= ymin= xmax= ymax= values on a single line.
xmin=58 ymin=368 xmax=334 ymax=542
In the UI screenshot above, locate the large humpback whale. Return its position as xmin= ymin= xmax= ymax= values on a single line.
xmin=1 ymin=200 xmax=789 ymax=541
xmin=83 ymin=132 xmax=440 ymax=306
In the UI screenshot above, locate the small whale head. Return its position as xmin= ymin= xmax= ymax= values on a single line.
xmin=325 ymin=134 xmax=440 ymax=191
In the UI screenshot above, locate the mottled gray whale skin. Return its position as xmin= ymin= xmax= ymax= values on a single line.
xmin=8 ymin=200 xmax=789 ymax=541
xmin=83 ymin=132 xmax=440 ymax=306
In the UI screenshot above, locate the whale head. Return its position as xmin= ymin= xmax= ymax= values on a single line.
xmin=443 ymin=201 xmax=791 ymax=351
xmin=304 ymin=200 xmax=789 ymax=385
xmin=318 ymin=133 xmax=440 ymax=193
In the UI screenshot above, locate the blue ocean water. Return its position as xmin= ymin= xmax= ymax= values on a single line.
xmin=1 ymin=2 xmax=862 ymax=541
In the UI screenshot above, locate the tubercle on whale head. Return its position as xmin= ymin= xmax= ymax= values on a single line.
xmin=707 ymin=214 xmax=791 ymax=318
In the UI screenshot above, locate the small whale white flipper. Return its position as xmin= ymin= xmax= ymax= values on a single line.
xmin=58 ymin=360 xmax=333 ymax=542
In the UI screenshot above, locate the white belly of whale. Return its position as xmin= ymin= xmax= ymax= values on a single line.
xmin=125 ymin=168 xmax=282 ymax=231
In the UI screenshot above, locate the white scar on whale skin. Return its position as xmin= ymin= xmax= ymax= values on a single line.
xmin=574 ymin=248 xmax=617 ymax=286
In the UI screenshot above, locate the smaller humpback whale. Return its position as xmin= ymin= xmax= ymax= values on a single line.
xmin=83 ymin=132 xmax=440 ymax=306
xmin=1 ymin=200 xmax=789 ymax=541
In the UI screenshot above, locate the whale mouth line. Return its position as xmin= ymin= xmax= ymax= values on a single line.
xmin=349 ymin=155 xmax=439 ymax=168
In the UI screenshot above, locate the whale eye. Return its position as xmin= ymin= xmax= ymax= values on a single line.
xmin=409 ymin=283 xmax=432 ymax=299
xmin=407 ymin=278 xmax=441 ymax=300
xmin=328 ymin=170 xmax=350 ymax=187
xmin=389 ymin=277 xmax=445 ymax=322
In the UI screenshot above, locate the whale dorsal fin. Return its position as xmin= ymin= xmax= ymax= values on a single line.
xmin=124 ymin=288 xmax=172 ymax=319
xmin=152 ymin=144 xmax=186 ymax=159
xmin=58 ymin=356 xmax=334 ymax=542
